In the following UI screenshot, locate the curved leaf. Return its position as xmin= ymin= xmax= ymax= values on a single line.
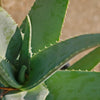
xmin=0 ymin=75 xmax=9 ymax=87
xmin=19 ymin=15 xmax=31 ymax=71
xmin=45 ymin=71 xmax=100 ymax=100
xmin=0 ymin=7 xmax=22 ymax=67
xmin=0 ymin=60 xmax=22 ymax=88
xmin=3 ymin=84 xmax=49 ymax=100
xmin=22 ymin=34 xmax=100 ymax=89
xmin=0 ymin=7 xmax=17 ymax=58
xmin=69 ymin=47 xmax=100 ymax=71
xmin=21 ymin=0 xmax=69 ymax=54
xmin=0 ymin=57 xmax=9 ymax=87
xmin=6 ymin=27 xmax=22 ymax=66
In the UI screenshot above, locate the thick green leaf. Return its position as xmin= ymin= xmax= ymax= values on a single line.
xmin=21 ymin=0 xmax=69 ymax=54
xmin=0 ymin=75 xmax=9 ymax=87
xmin=69 ymin=47 xmax=100 ymax=71
xmin=0 ymin=57 xmax=9 ymax=87
xmin=6 ymin=27 xmax=22 ymax=66
xmin=0 ymin=8 xmax=22 ymax=87
xmin=22 ymin=34 xmax=100 ymax=90
xmin=45 ymin=71 xmax=100 ymax=100
xmin=3 ymin=84 xmax=49 ymax=100
xmin=0 ymin=7 xmax=22 ymax=67
xmin=0 ymin=59 xmax=22 ymax=88
xmin=0 ymin=54 xmax=21 ymax=88
xmin=0 ymin=7 xmax=17 ymax=58
xmin=19 ymin=15 xmax=31 ymax=71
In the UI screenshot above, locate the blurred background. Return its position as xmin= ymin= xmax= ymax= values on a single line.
xmin=1 ymin=0 xmax=100 ymax=71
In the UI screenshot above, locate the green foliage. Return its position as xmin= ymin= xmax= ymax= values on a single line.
xmin=18 ymin=65 xmax=27 ymax=84
xmin=21 ymin=0 xmax=69 ymax=54
xmin=6 ymin=27 xmax=22 ymax=67
xmin=0 ymin=7 xmax=17 ymax=58
xmin=19 ymin=15 xmax=31 ymax=69
xmin=23 ymin=34 xmax=100 ymax=90
xmin=3 ymin=84 xmax=49 ymax=100
xmin=0 ymin=0 xmax=100 ymax=100
xmin=0 ymin=60 xmax=21 ymax=88
xmin=69 ymin=47 xmax=100 ymax=71
xmin=45 ymin=71 xmax=100 ymax=100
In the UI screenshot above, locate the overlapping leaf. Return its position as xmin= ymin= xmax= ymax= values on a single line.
xmin=22 ymin=34 xmax=100 ymax=89
xmin=0 ymin=7 xmax=17 ymax=58
xmin=0 ymin=7 xmax=22 ymax=89
xmin=3 ymin=84 xmax=49 ymax=100
xmin=0 ymin=0 xmax=100 ymax=100
xmin=21 ymin=0 xmax=69 ymax=55
xmin=0 ymin=7 xmax=22 ymax=67
xmin=6 ymin=27 xmax=22 ymax=67
xmin=19 ymin=15 xmax=31 ymax=71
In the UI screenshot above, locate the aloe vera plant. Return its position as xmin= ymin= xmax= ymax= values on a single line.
xmin=0 ymin=0 xmax=100 ymax=100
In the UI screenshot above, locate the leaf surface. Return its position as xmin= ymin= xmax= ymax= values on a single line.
xmin=0 ymin=7 xmax=22 ymax=66
xmin=6 ymin=27 xmax=22 ymax=66
xmin=45 ymin=71 xmax=100 ymax=100
xmin=21 ymin=0 xmax=69 ymax=54
xmin=0 ymin=7 xmax=17 ymax=58
xmin=3 ymin=84 xmax=49 ymax=100
xmin=19 ymin=15 xmax=31 ymax=70
xmin=23 ymin=34 xmax=100 ymax=89
xmin=69 ymin=47 xmax=100 ymax=71
xmin=0 ymin=60 xmax=22 ymax=88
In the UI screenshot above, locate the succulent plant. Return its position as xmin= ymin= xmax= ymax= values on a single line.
xmin=0 ymin=0 xmax=100 ymax=100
